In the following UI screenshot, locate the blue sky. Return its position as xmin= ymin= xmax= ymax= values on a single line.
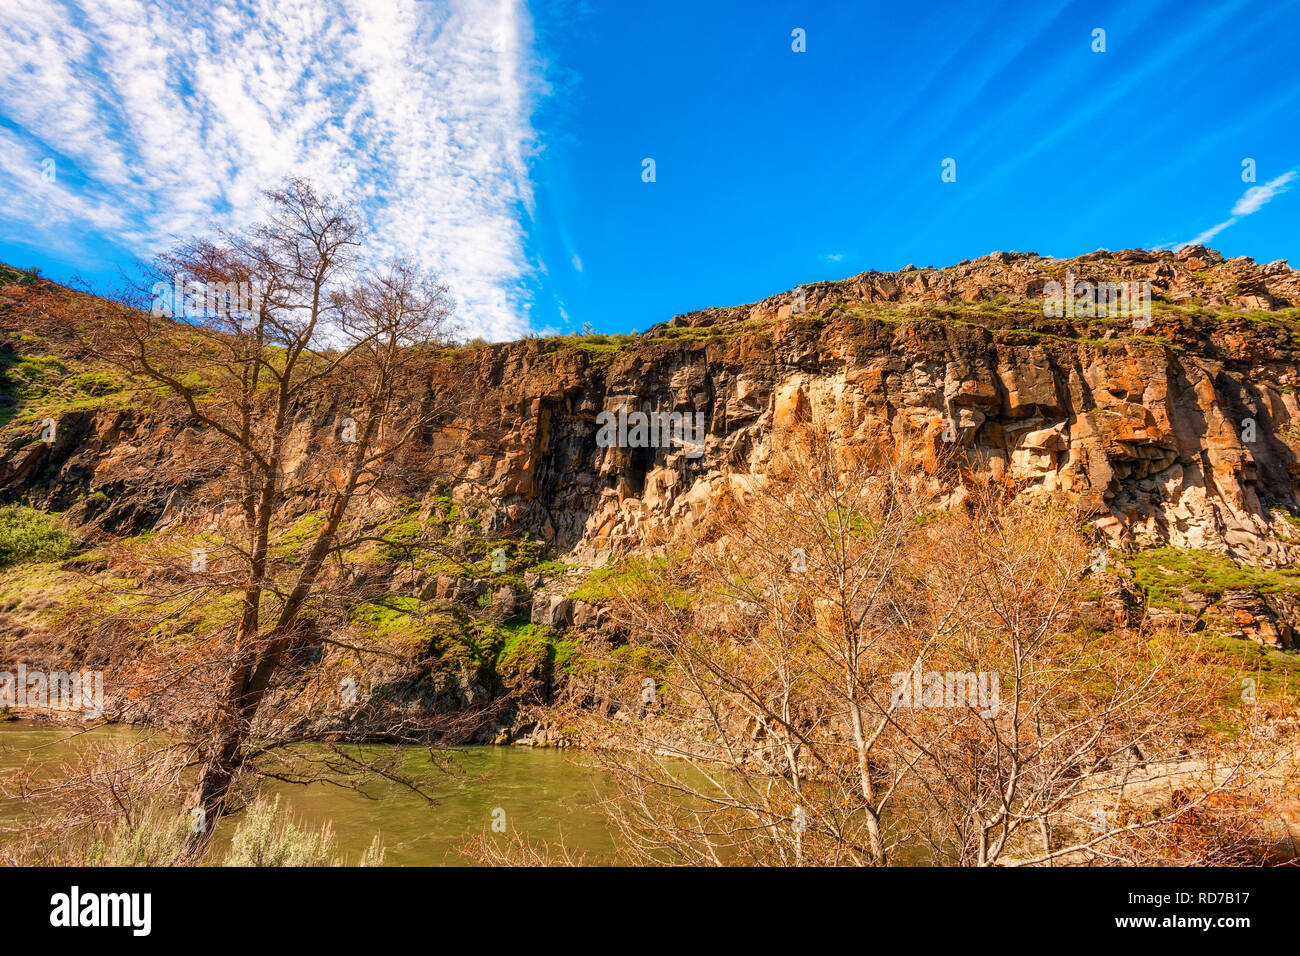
xmin=2 ymin=0 xmax=1298 ymax=339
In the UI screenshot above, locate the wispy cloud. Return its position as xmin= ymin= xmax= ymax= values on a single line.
xmin=1173 ymin=170 xmax=1296 ymax=249
xmin=1231 ymin=172 xmax=1296 ymax=215
xmin=0 ymin=0 xmax=543 ymax=339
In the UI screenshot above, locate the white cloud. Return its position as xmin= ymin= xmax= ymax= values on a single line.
xmin=1173 ymin=170 xmax=1296 ymax=250
xmin=1180 ymin=218 xmax=1236 ymax=248
xmin=570 ymin=253 xmax=583 ymax=272
xmin=0 ymin=0 xmax=544 ymax=340
xmin=1232 ymin=170 xmax=1296 ymax=215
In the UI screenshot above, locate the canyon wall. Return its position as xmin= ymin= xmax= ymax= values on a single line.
xmin=4 ymin=245 xmax=1300 ymax=734
xmin=6 ymin=245 xmax=1300 ymax=570
xmin=414 ymin=247 xmax=1300 ymax=570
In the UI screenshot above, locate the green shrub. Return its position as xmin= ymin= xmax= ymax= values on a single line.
xmin=434 ymin=612 xmax=505 ymax=671
xmin=495 ymin=622 xmax=558 ymax=671
xmin=222 ymin=795 xmax=384 ymax=867
xmin=0 ymin=263 xmax=42 ymax=287
xmin=608 ymin=643 xmax=668 ymax=681
xmin=375 ymin=513 xmax=423 ymax=563
xmin=85 ymin=802 xmax=194 ymax=866
xmin=0 ymin=505 xmax=74 ymax=567
xmin=528 ymin=558 xmax=567 ymax=578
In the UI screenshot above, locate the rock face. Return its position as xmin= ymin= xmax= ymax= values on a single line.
xmin=391 ymin=249 xmax=1300 ymax=568
xmin=4 ymin=247 xmax=1300 ymax=570
xmin=3 ymin=248 xmax=1299 ymax=739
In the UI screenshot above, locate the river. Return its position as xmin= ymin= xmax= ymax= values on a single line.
xmin=0 ymin=721 xmax=618 ymax=865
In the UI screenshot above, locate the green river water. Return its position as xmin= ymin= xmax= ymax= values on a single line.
xmin=0 ymin=722 xmax=618 ymax=865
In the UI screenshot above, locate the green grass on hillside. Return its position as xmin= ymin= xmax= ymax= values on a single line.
xmin=0 ymin=264 xmax=42 ymax=287
xmin=568 ymin=555 xmax=691 ymax=609
xmin=1126 ymin=547 xmax=1300 ymax=611
xmin=0 ymin=349 xmax=134 ymax=429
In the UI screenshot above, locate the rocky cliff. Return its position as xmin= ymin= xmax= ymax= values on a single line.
xmin=3 ymin=245 xmax=1299 ymax=733
xmin=404 ymin=245 xmax=1300 ymax=571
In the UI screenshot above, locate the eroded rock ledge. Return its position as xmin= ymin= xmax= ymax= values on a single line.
xmin=419 ymin=251 xmax=1300 ymax=569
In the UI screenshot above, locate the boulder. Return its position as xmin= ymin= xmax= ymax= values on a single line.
xmin=531 ymin=593 xmax=574 ymax=629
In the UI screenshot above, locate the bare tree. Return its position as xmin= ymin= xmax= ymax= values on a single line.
xmin=588 ymin=420 xmax=940 ymax=865
xmin=587 ymin=417 xmax=1295 ymax=865
xmin=892 ymin=490 xmax=1278 ymax=866
xmin=78 ymin=180 xmax=459 ymax=834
